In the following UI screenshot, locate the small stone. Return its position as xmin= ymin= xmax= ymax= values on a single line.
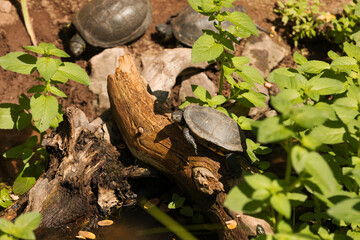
xmin=98 ymin=219 xmax=114 ymax=227
xmin=78 ymin=231 xmax=96 ymax=239
xmin=225 ymin=219 xmax=237 ymax=229
xmin=0 ymin=1 xmax=12 ymax=13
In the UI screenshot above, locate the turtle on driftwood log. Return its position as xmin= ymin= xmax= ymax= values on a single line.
xmin=69 ymin=0 xmax=152 ymax=56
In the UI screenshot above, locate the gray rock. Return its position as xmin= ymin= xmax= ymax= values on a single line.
xmin=179 ymin=72 xmax=216 ymax=103
xmin=89 ymin=47 xmax=128 ymax=110
xmin=242 ymin=33 xmax=290 ymax=78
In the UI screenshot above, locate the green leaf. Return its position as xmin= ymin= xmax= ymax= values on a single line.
xmin=232 ymin=56 xmax=250 ymax=68
xmin=293 ymin=52 xmax=308 ymax=65
xmin=24 ymin=45 xmax=45 ymax=54
xmin=49 ymin=86 xmax=67 ymax=98
xmin=30 ymin=94 xmax=58 ymax=133
xmin=16 ymin=112 xmax=32 ymax=131
xmin=257 ymin=117 xmax=293 ymax=143
xmin=48 ymin=48 xmax=70 ymax=58
xmin=0 ymin=218 xmax=15 ymax=235
xmin=309 ymin=124 xmax=346 ymax=145
xmin=291 ymin=146 xmax=308 ymax=174
xmin=209 ymin=95 xmax=226 ymax=106
xmin=0 ymin=188 xmax=12 ymax=209
xmin=180 ymin=206 xmax=194 ymax=217
xmin=314 ymin=102 xmax=338 ymax=121
xmin=267 ymin=68 xmax=306 ymax=90
xmin=343 ymin=42 xmax=360 ymax=61
xmin=270 ymin=193 xmax=291 ymax=219
xmin=328 ymin=198 xmax=360 ymax=225
xmin=237 ymin=65 xmax=264 ymax=85
xmin=191 ymin=85 xmax=211 ymax=102
xmin=240 ymin=92 xmax=267 ymax=108
xmin=191 ymin=34 xmax=224 ymax=63
xmin=14 ymin=212 xmax=42 ymax=233
xmin=327 ymin=50 xmax=340 ymax=60
xmin=168 ymin=193 xmax=185 ymax=209
xmin=297 ymin=60 xmax=330 ymax=74
xmin=12 ymin=162 xmax=42 ymax=195
xmin=36 ymin=57 xmax=60 ymax=81
xmin=270 ymin=89 xmax=302 ymax=115
xmin=227 ymin=11 xmax=258 ymax=36
xmin=19 ymin=94 xmax=30 ymax=110
xmin=307 ymin=75 xmax=344 ymax=95
xmin=27 ymin=85 xmax=46 ymax=93
xmin=331 ymin=56 xmax=359 ymax=73
xmin=56 ymin=62 xmax=90 ymax=86
xmin=304 ymin=152 xmax=341 ymax=195
xmin=291 ymin=105 xmax=328 ymax=129
xmin=244 ymin=174 xmax=272 ymax=189
xmin=224 ymin=184 xmax=262 ymax=214
xmin=0 ymin=52 xmax=36 ymax=74
xmin=0 ymin=104 xmax=21 ymax=129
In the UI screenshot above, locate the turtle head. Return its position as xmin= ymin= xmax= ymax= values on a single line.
xmin=155 ymin=24 xmax=173 ymax=42
xmin=171 ymin=109 xmax=184 ymax=124
xmin=69 ymin=33 xmax=86 ymax=57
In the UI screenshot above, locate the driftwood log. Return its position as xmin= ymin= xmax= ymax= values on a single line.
xmin=108 ymin=54 xmax=271 ymax=239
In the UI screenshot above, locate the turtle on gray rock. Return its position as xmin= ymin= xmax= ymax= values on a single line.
xmin=69 ymin=0 xmax=152 ymax=57
xmin=156 ymin=5 xmax=270 ymax=47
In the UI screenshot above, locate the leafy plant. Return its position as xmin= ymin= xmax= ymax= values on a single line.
xmin=0 ymin=42 xmax=90 ymax=196
xmin=0 ymin=212 xmax=42 ymax=240
xmin=168 ymin=193 xmax=204 ymax=224
xmin=0 ymin=188 xmax=12 ymax=209
xmin=225 ymin=42 xmax=360 ymax=239
xmin=182 ymin=0 xmax=270 ymax=162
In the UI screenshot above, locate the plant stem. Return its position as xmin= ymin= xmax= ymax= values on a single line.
xmin=282 ymin=139 xmax=293 ymax=185
xmin=20 ymin=0 xmax=37 ymax=46
xmin=218 ymin=53 xmax=225 ymax=95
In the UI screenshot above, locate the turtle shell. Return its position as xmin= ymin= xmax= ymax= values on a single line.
xmin=170 ymin=5 xmax=245 ymax=47
xmin=183 ymin=105 xmax=246 ymax=153
xmin=73 ymin=0 xmax=152 ymax=48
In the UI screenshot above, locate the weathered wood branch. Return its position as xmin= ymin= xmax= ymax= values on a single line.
xmin=108 ymin=54 xmax=271 ymax=239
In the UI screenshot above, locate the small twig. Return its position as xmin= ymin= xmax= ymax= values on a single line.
xmin=20 ymin=0 xmax=37 ymax=46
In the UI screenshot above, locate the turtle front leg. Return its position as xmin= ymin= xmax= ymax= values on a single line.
xmin=183 ymin=127 xmax=198 ymax=155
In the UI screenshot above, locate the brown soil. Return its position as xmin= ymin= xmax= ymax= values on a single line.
xmin=0 ymin=0 xmax=352 ymax=178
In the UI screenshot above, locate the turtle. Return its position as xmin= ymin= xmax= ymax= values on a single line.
xmin=69 ymin=0 xmax=152 ymax=57
xmin=171 ymin=104 xmax=247 ymax=158
xmin=156 ymin=5 xmax=270 ymax=47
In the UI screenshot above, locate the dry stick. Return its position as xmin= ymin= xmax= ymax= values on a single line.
xmin=20 ymin=0 xmax=37 ymax=46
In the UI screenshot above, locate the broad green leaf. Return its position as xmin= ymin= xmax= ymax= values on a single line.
xmin=332 ymin=97 xmax=359 ymax=124
xmin=168 ymin=193 xmax=185 ymax=209
xmin=309 ymin=124 xmax=346 ymax=145
xmin=277 ymin=220 xmax=293 ymax=233
xmin=19 ymin=94 xmax=30 ymax=110
xmin=227 ymin=11 xmax=258 ymax=36
xmin=331 ymin=56 xmax=358 ymax=73
xmin=232 ymin=56 xmax=250 ymax=68
xmin=30 ymin=94 xmax=58 ymax=133
xmin=291 ymin=105 xmax=328 ymax=129
xmin=48 ymin=48 xmax=70 ymax=58
xmin=0 ymin=188 xmax=12 ymax=208
xmin=286 ymin=192 xmax=308 ymax=206
xmin=191 ymin=34 xmax=224 ymax=63
xmin=343 ymin=42 xmax=360 ymax=61
xmin=307 ymin=75 xmax=344 ymax=95
xmin=209 ymin=95 xmax=226 ymax=106
xmin=36 ymin=57 xmax=60 ymax=81
xmin=347 ymin=84 xmax=360 ymax=104
xmin=187 ymin=0 xmax=202 ymax=12
xmin=0 ymin=104 xmax=20 ymax=129
xmin=49 ymin=86 xmax=67 ymax=98
xmin=0 ymin=234 xmax=14 ymax=240
xmin=252 ymin=188 xmax=270 ymax=200
xmin=291 ymin=146 xmax=308 ymax=174
xmin=23 ymin=45 xmax=45 ymax=54
xmin=327 ymin=50 xmax=340 ymax=60
xmin=236 ymin=65 xmax=264 ymax=85
xmin=297 ymin=60 xmax=330 ymax=74
xmin=244 ymin=174 xmax=272 ymax=189
xmin=270 ymin=193 xmax=291 ymax=219
xmin=180 ymin=206 xmax=193 ymax=217
xmin=0 ymin=218 xmax=14 ymax=235
xmin=191 ymin=85 xmax=211 ymax=102
xmin=12 ymin=163 xmax=42 ymax=195
xmin=14 ymin=212 xmax=42 ymax=232
xmin=270 ymin=89 xmax=301 ymax=115
xmin=328 ymin=198 xmax=360 ymax=225
xmin=224 ymin=184 xmax=262 ymax=213
xmin=293 ymin=52 xmax=308 ymax=65
xmin=0 ymin=52 xmax=36 ymax=74
xmin=257 ymin=117 xmax=293 ymax=143
xmin=56 ymin=62 xmax=90 ymax=86
xmin=51 ymin=70 xmax=68 ymax=83
xmin=314 ymin=102 xmax=338 ymax=121
xmin=267 ymin=68 xmax=306 ymax=90
xmin=27 ymin=85 xmax=46 ymax=93
xmin=16 ymin=112 xmax=31 ymax=131
xmin=304 ymin=152 xmax=341 ymax=195
xmin=240 ymin=92 xmax=267 ymax=108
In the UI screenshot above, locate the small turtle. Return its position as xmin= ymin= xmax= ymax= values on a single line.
xmin=171 ymin=105 xmax=246 ymax=158
xmin=69 ymin=0 xmax=152 ymax=56
xmin=156 ymin=5 xmax=270 ymax=47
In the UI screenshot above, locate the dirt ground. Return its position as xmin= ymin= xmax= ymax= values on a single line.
xmin=0 ymin=0 xmax=352 ymax=179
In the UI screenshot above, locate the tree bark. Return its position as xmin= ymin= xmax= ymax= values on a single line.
xmin=108 ymin=54 xmax=271 ymax=239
